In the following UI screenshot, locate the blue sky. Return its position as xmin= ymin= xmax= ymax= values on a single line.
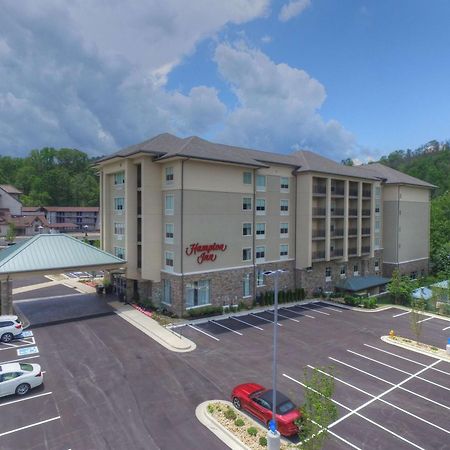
xmin=0 ymin=0 xmax=449 ymax=161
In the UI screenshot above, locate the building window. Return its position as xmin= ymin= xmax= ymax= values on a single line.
xmin=375 ymin=186 xmax=381 ymax=197
xmin=165 ymin=194 xmax=174 ymax=215
xmin=165 ymin=251 xmax=174 ymax=271
xmin=162 ymin=280 xmax=171 ymax=305
xmin=243 ymin=172 xmax=252 ymax=185
xmin=114 ymin=197 xmax=125 ymax=212
xmin=256 ymin=269 xmax=265 ymax=287
xmin=186 ymin=280 xmax=210 ymax=308
xmin=114 ymin=171 xmax=125 ymax=185
xmin=280 ymin=244 xmax=288 ymax=259
xmin=114 ymin=222 xmax=125 ymax=237
xmin=375 ymin=237 xmax=381 ymax=249
xmin=374 ymin=259 xmax=380 ymax=272
xmin=165 ymin=167 xmax=174 ymax=184
xmin=256 ymin=223 xmax=266 ymax=239
xmin=242 ymin=248 xmax=252 ymax=261
xmin=255 ymin=246 xmax=266 ymax=262
xmin=280 ymin=199 xmax=289 ymax=215
xmin=256 ymin=175 xmax=266 ymax=192
xmin=114 ymin=247 xmax=125 ymax=259
xmin=242 ymin=223 xmax=252 ymax=236
xmin=165 ymin=223 xmax=174 ymax=243
xmin=353 ymin=264 xmax=359 ymax=276
xmin=375 ymin=220 xmax=380 ymax=232
xmin=256 ymin=198 xmax=266 ymax=215
xmin=243 ymin=274 xmax=251 ymax=297
xmin=280 ymin=222 xmax=289 ymax=237
xmin=242 ymin=197 xmax=252 ymax=211
xmin=375 ymin=199 xmax=381 ymax=213
xmin=325 ymin=267 xmax=332 ymax=282
xmin=340 ymin=265 xmax=346 ymax=278
xmin=280 ymin=177 xmax=289 ymax=192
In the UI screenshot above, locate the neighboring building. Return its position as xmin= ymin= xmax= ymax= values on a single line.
xmin=22 ymin=206 xmax=100 ymax=231
xmin=0 ymin=185 xmax=22 ymax=216
xmin=96 ymin=133 xmax=434 ymax=315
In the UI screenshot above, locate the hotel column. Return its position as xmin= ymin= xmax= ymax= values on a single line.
xmin=325 ymin=178 xmax=331 ymax=261
xmin=343 ymin=179 xmax=349 ymax=261
xmin=370 ymin=183 xmax=376 ymax=258
xmin=357 ymin=181 xmax=362 ymax=256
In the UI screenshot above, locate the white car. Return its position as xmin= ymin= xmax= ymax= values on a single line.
xmin=0 ymin=315 xmax=23 ymax=343
xmin=0 ymin=363 xmax=43 ymax=397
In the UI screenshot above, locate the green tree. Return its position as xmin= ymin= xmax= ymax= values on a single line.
xmin=410 ymin=299 xmax=426 ymax=343
xmin=341 ymin=158 xmax=354 ymax=166
xmin=5 ymin=223 xmax=16 ymax=243
xmin=387 ymin=270 xmax=417 ymax=306
xmin=298 ymin=366 xmax=338 ymax=449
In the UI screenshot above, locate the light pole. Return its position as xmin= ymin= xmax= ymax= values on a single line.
xmin=264 ymin=269 xmax=287 ymax=450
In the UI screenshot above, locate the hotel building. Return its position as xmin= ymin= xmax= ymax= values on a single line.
xmin=97 ymin=133 xmax=433 ymax=315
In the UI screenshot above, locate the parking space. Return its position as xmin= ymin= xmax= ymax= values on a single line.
xmin=172 ymin=301 xmax=450 ymax=449
xmin=0 ymin=330 xmax=62 ymax=445
xmin=389 ymin=306 xmax=450 ymax=334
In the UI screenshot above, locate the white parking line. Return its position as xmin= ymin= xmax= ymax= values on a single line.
xmin=300 ymin=305 xmax=330 ymax=315
xmin=0 ymin=342 xmax=18 ymax=348
xmin=328 ymin=356 xmax=450 ymax=411
xmin=347 ymin=350 xmax=450 ymax=392
xmin=309 ymin=365 xmax=450 ymax=435
xmin=312 ymin=302 xmax=342 ymax=312
xmin=0 ymin=338 xmax=35 ymax=351
xmin=0 ymin=355 xmax=40 ymax=365
xmin=283 ymin=373 xmax=425 ymax=450
xmin=364 ymin=344 xmax=450 ymax=376
xmin=0 ymin=392 xmax=53 ymax=408
xmin=443 ymin=325 xmax=450 ymax=331
xmin=210 ymin=320 xmax=243 ymax=336
xmin=230 ymin=317 xmax=264 ymax=331
xmin=393 ymin=311 xmax=410 ymax=318
xmin=282 ymin=307 xmax=315 ymax=319
xmin=275 ymin=312 xmax=300 ymax=323
xmin=290 ymin=306 xmax=316 ymax=318
xmin=187 ymin=324 xmax=220 ymax=341
xmin=416 ymin=316 xmax=433 ymax=324
xmin=0 ymin=416 xmax=61 ymax=437
xmin=249 ymin=313 xmax=283 ymax=326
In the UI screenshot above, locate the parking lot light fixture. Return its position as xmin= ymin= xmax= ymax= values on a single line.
xmin=263 ymin=269 xmax=287 ymax=450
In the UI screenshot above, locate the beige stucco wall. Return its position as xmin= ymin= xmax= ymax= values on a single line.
xmin=296 ymin=173 xmax=312 ymax=268
xmin=0 ymin=190 xmax=22 ymax=216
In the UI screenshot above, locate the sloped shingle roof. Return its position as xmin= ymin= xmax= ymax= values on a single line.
xmin=335 ymin=275 xmax=391 ymax=292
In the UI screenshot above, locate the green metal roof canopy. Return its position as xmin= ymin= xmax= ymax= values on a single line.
xmin=335 ymin=275 xmax=391 ymax=292
xmin=0 ymin=234 xmax=125 ymax=279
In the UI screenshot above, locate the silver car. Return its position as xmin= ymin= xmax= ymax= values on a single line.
xmin=0 ymin=315 xmax=23 ymax=343
xmin=0 ymin=363 xmax=43 ymax=397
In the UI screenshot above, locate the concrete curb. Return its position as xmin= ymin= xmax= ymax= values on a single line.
xmin=196 ymin=401 xmax=251 ymax=450
xmin=381 ymin=335 xmax=450 ymax=362
xmin=110 ymin=301 xmax=196 ymax=353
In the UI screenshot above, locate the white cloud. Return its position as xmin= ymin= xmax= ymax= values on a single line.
xmin=261 ymin=35 xmax=272 ymax=43
xmin=214 ymin=42 xmax=356 ymax=159
xmin=0 ymin=0 xmax=268 ymax=155
xmin=279 ymin=0 xmax=311 ymax=22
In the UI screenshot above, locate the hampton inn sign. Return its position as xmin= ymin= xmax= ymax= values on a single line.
xmin=185 ymin=242 xmax=227 ymax=264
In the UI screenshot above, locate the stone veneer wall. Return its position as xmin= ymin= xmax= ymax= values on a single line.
xmin=383 ymin=258 xmax=429 ymax=278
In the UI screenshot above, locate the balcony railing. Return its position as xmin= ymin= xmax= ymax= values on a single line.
xmin=313 ymin=186 xmax=327 ymax=195
xmin=330 ymin=249 xmax=344 ymax=257
xmin=330 ymin=229 xmax=344 ymax=237
xmin=331 ymin=188 xmax=345 ymax=196
xmin=348 ymin=228 xmax=357 ymax=236
xmin=348 ymin=247 xmax=357 ymax=256
xmin=349 ymin=189 xmax=358 ymax=197
xmin=362 ymin=227 xmax=371 ymax=235
xmin=312 ymin=251 xmax=325 ymax=260
xmin=312 ymin=230 xmax=326 ymax=238
xmin=331 ymin=208 xmax=344 ymax=216
xmin=361 ymin=246 xmax=371 ymax=254
xmin=348 ymin=208 xmax=358 ymax=216
xmin=362 ymin=209 xmax=371 ymax=216
xmin=312 ymin=207 xmax=326 ymax=216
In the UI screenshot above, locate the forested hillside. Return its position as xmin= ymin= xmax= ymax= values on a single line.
xmin=0 ymin=148 xmax=99 ymax=206
xmin=376 ymin=140 xmax=450 ymax=274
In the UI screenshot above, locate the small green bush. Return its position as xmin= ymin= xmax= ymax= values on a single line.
xmin=207 ymin=404 xmax=214 ymax=414
xmin=247 ymin=427 xmax=258 ymax=436
xmin=224 ymin=407 xmax=237 ymax=420
xmin=259 ymin=436 xmax=267 ymax=447
xmin=186 ymin=305 xmax=222 ymax=318
xmin=344 ymin=296 xmax=360 ymax=306
xmin=234 ymin=418 xmax=244 ymax=427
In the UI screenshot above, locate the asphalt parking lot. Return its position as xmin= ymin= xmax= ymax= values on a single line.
xmin=1 ymin=298 xmax=449 ymax=450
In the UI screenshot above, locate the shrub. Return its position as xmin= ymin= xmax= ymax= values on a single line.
xmin=224 ymin=407 xmax=237 ymax=420
xmin=139 ymin=298 xmax=155 ymax=310
xmin=259 ymin=436 xmax=267 ymax=447
xmin=207 ymin=404 xmax=214 ymax=414
xmin=234 ymin=418 xmax=244 ymax=427
xmin=344 ymin=296 xmax=359 ymax=306
xmin=297 ymin=287 xmax=306 ymax=300
xmin=187 ymin=305 xmax=222 ymax=318
xmin=247 ymin=427 xmax=258 ymax=436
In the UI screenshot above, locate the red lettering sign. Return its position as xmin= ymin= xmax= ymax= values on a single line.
xmin=185 ymin=242 xmax=227 ymax=264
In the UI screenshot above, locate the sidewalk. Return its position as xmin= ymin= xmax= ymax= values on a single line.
xmin=109 ymin=301 xmax=196 ymax=353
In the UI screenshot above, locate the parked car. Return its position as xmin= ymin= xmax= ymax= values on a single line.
xmin=0 ymin=315 xmax=23 ymax=343
xmin=0 ymin=363 xmax=43 ymax=397
xmin=231 ymin=383 xmax=301 ymax=436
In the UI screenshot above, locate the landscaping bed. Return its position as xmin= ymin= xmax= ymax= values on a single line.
xmin=383 ymin=335 xmax=450 ymax=362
